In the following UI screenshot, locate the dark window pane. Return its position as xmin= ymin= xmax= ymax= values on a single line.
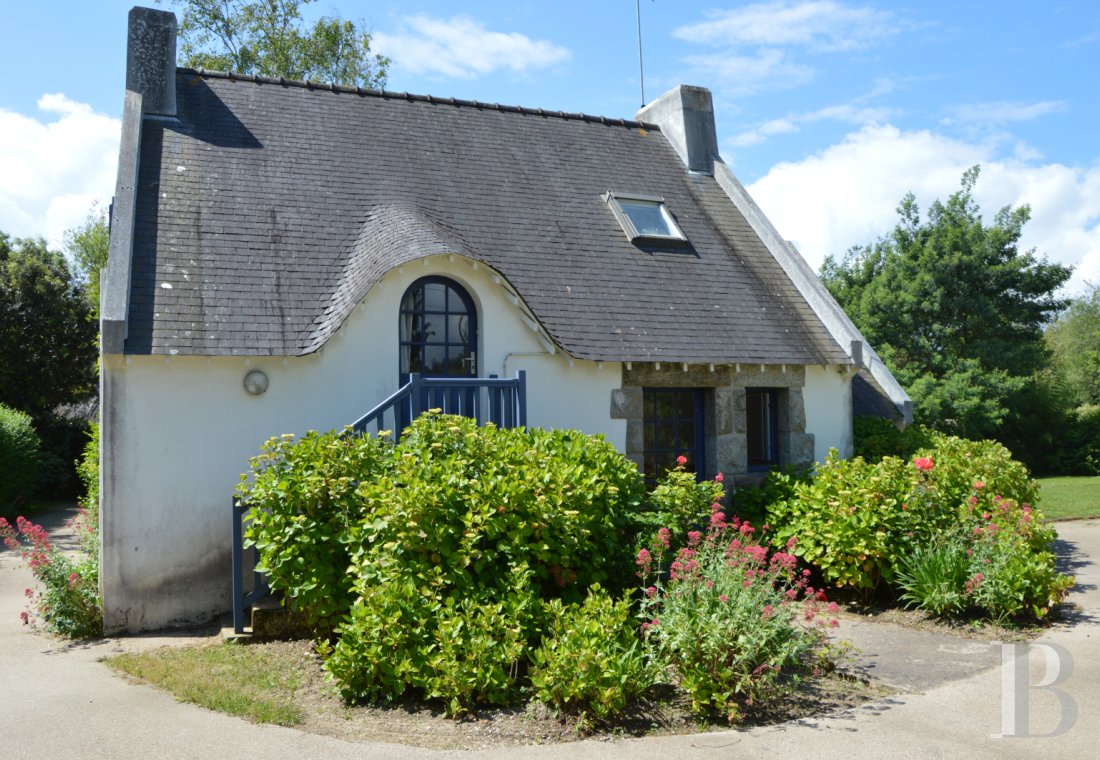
xmin=620 ymin=200 xmax=672 ymax=237
xmin=447 ymin=315 xmax=470 ymax=346
xmin=657 ymin=421 xmax=675 ymax=451
xmin=676 ymin=421 xmax=696 ymax=451
xmin=655 ymin=392 xmax=675 ymax=421
xmin=676 ymin=391 xmax=695 ymax=420
xmin=423 ymin=282 xmax=447 ymax=312
xmin=418 ymin=315 xmax=440 ymax=343
xmin=644 ymin=421 xmax=655 ymax=450
xmin=447 ymin=349 xmax=472 ymax=376
xmin=403 ymin=345 xmax=422 ymax=373
xmin=423 ymin=345 xmax=446 ymax=374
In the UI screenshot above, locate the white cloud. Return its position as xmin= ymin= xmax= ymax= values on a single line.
xmin=0 ymin=94 xmax=119 ymax=249
xmin=944 ymin=100 xmax=1069 ymax=125
xmin=730 ymin=101 xmax=896 ymax=147
xmin=373 ymin=16 xmax=571 ymax=79
xmin=684 ymin=49 xmax=815 ymax=95
xmin=674 ymin=1 xmax=900 ymax=52
xmin=746 ymin=124 xmax=1100 ymax=293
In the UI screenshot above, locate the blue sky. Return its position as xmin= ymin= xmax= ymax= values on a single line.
xmin=3 ymin=1 xmax=1098 ymax=289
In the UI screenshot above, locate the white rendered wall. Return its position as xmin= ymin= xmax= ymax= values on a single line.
xmin=101 ymin=255 xmax=624 ymax=632
xmin=802 ymin=365 xmax=854 ymax=463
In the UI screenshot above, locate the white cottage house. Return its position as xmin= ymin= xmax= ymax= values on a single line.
xmin=100 ymin=7 xmax=910 ymax=632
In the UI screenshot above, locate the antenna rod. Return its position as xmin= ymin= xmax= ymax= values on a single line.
xmin=636 ymin=0 xmax=645 ymax=107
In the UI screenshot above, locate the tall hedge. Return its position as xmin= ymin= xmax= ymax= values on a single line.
xmin=0 ymin=404 xmax=40 ymax=510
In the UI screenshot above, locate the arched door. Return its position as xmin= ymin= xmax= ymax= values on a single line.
xmin=399 ymin=275 xmax=478 ymax=382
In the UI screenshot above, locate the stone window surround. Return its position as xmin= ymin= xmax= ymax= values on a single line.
xmin=610 ymin=363 xmax=815 ymax=482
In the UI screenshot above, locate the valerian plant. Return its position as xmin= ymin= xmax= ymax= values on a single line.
xmin=637 ymin=509 xmax=837 ymax=723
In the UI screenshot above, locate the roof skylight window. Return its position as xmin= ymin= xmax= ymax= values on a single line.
xmin=604 ymin=192 xmax=687 ymax=245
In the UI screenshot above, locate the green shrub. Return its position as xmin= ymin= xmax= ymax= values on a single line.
xmin=424 ymin=573 xmax=537 ymax=716
xmin=253 ymin=413 xmax=648 ymax=713
xmin=639 ymin=462 xmax=724 ymax=546
xmin=240 ymin=430 xmax=391 ymax=635
xmin=767 ymin=452 xmax=925 ymax=593
xmin=34 ymin=414 xmax=91 ymax=500
xmin=898 ymin=497 xmax=1071 ymax=622
xmin=349 ymin=414 xmax=644 ymax=601
xmin=0 ymin=404 xmax=40 ymax=511
xmin=767 ymin=435 xmax=1044 ymax=596
xmin=729 ymin=465 xmax=811 ymax=526
xmin=638 ymin=518 xmax=834 ymax=723
xmin=853 ymin=416 xmax=933 ymax=462
xmin=76 ymin=423 xmax=99 ymax=552
xmin=530 ymin=584 xmax=651 ymax=725
xmin=918 ymin=434 xmax=1038 ymax=509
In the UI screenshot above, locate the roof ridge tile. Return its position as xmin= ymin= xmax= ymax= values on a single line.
xmin=178 ymin=67 xmax=657 ymax=130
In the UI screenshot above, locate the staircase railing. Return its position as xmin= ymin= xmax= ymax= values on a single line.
xmin=350 ymin=371 xmax=527 ymax=436
xmin=231 ymin=370 xmax=528 ymax=633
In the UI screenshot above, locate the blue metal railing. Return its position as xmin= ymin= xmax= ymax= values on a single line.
xmin=350 ymin=371 xmax=527 ymax=437
xmin=231 ymin=371 xmax=528 ymax=633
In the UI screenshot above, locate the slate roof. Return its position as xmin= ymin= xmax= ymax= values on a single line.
xmin=124 ymin=69 xmax=850 ymax=364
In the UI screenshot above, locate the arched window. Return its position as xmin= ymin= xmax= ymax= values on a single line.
xmin=399 ymin=276 xmax=477 ymax=380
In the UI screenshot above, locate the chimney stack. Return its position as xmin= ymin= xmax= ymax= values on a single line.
xmin=125 ymin=6 xmax=177 ymax=117
xmin=636 ymin=85 xmax=719 ymax=174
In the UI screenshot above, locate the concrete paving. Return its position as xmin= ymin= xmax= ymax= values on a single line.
xmin=1 ymin=509 xmax=1097 ymax=758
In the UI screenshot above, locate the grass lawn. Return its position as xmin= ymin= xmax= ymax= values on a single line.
xmin=1036 ymin=476 xmax=1100 ymax=521
xmin=106 ymin=642 xmax=310 ymax=726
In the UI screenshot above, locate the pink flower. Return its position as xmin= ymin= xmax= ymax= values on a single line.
xmin=739 ymin=523 xmax=755 ymax=536
xmin=676 ymin=455 xmax=688 ymax=467
xmin=761 ymin=604 xmax=775 ymax=620
xmin=982 ymin=512 xmax=991 ymax=520
xmin=710 ymin=511 xmax=726 ymax=527
xmin=687 ymin=530 xmax=703 ymax=546
xmin=645 ymin=586 xmax=657 ymax=598
xmin=19 ymin=611 xmax=29 ymax=625
xmin=656 ymin=528 xmax=671 ymax=549
xmin=973 ymin=481 xmax=984 ymax=490
xmin=24 ymin=588 xmax=32 ymax=598
xmin=913 ymin=456 xmax=934 ymax=472
xmin=827 ymin=601 xmax=839 ymax=613
xmin=968 ymin=496 xmax=978 ymax=505
xmin=786 ymin=536 xmax=798 ymax=550
xmin=718 ymin=594 xmax=729 ymax=603
xmin=714 ymin=472 xmax=724 ymax=483
xmin=705 ymin=579 xmax=715 ymax=589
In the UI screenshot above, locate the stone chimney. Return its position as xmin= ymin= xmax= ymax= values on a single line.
xmin=125 ymin=6 xmax=177 ymax=117
xmin=636 ymin=85 xmax=719 ymax=174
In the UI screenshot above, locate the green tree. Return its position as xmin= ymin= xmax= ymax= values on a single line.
xmin=822 ymin=167 xmax=1072 ymax=441
xmin=1046 ymin=285 xmax=1100 ymax=407
xmin=64 ymin=203 xmax=110 ymax=319
xmin=0 ymin=233 xmax=97 ymax=420
xmin=165 ymin=0 xmax=389 ymax=88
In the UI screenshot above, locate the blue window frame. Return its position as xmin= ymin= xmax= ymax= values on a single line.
xmin=747 ymin=388 xmax=779 ymax=469
xmin=399 ymin=276 xmax=477 ymax=381
xmin=643 ymin=388 xmax=704 ymax=483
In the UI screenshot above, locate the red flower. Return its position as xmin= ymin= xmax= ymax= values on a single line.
xmin=913 ymin=456 xmax=934 ymax=472
xmin=714 ymin=472 xmax=724 ymax=483
xmin=676 ymin=455 xmax=688 ymax=467
xmin=973 ymin=481 xmax=985 ymax=490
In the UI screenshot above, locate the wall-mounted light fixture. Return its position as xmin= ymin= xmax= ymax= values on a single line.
xmin=243 ymin=369 xmax=269 ymax=395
